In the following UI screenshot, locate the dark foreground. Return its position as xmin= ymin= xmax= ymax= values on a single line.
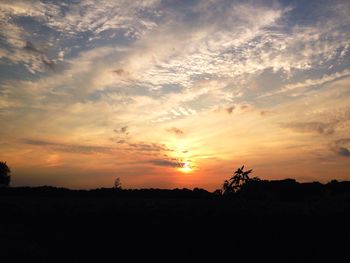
xmin=1 ymin=184 xmax=350 ymax=262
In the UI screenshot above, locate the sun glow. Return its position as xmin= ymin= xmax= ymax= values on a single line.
xmin=179 ymin=161 xmax=192 ymax=173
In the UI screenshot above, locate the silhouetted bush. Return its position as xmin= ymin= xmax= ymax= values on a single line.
xmin=222 ymin=165 xmax=254 ymax=194
xmin=213 ymin=189 xmax=223 ymax=195
xmin=0 ymin=161 xmax=11 ymax=187
xmin=114 ymin=177 xmax=122 ymax=190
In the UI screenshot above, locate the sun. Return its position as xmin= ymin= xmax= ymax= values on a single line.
xmin=179 ymin=161 xmax=192 ymax=173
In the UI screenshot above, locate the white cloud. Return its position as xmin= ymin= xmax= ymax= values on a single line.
xmin=260 ymin=68 xmax=350 ymax=98
xmin=0 ymin=0 xmax=161 ymax=73
xmin=0 ymin=0 xmax=161 ymax=36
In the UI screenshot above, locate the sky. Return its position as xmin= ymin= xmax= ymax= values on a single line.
xmin=0 ymin=0 xmax=349 ymax=190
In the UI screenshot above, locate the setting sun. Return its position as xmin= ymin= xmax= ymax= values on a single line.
xmin=179 ymin=161 xmax=193 ymax=173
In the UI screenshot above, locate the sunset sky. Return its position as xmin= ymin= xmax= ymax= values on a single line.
xmin=0 ymin=0 xmax=349 ymax=190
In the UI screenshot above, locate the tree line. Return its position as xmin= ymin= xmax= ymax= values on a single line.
xmin=1 ymin=161 xmax=350 ymax=200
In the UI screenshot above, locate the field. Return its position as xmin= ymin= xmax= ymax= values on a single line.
xmin=1 ymin=185 xmax=350 ymax=262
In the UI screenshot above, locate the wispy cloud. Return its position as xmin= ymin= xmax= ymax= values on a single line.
xmin=114 ymin=126 xmax=129 ymax=135
xmin=166 ymin=127 xmax=184 ymax=136
xmin=148 ymin=158 xmax=185 ymax=168
xmin=282 ymin=122 xmax=334 ymax=135
xmin=261 ymin=68 xmax=350 ymax=98
xmin=123 ymin=142 xmax=172 ymax=153
xmin=331 ymin=138 xmax=350 ymax=157
xmin=21 ymin=138 xmax=112 ymax=154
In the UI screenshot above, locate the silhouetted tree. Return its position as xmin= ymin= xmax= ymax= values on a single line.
xmin=213 ymin=189 xmax=223 ymax=195
xmin=0 ymin=161 xmax=11 ymax=187
xmin=223 ymin=165 xmax=255 ymax=194
xmin=114 ymin=177 xmax=122 ymax=190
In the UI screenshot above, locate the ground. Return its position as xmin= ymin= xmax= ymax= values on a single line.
xmin=0 ymin=187 xmax=349 ymax=262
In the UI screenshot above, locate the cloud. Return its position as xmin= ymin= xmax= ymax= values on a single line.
xmin=281 ymin=104 xmax=350 ymax=136
xmin=214 ymin=105 xmax=233 ymax=114
xmin=0 ymin=0 xmax=160 ymax=74
xmin=0 ymin=0 xmax=161 ymax=38
xmin=21 ymin=139 xmax=112 ymax=154
xmin=114 ymin=126 xmax=129 ymax=134
xmin=226 ymin=106 xmax=235 ymax=114
xmin=113 ymin=137 xmax=173 ymax=153
xmin=46 ymin=1 xmax=160 ymax=37
xmin=24 ymin=41 xmax=41 ymax=53
xmin=166 ymin=127 xmax=184 ymax=135
xmin=125 ymin=142 xmax=172 ymax=152
xmin=42 ymin=57 xmax=55 ymax=71
xmin=332 ymin=138 xmax=350 ymax=157
xmin=126 ymin=4 xmax=287 ymax=89
xmin=240 ymin=105 xmax=251 ymax=111
xmin=2 ymin=0 xmax=349 ymax=120
xmin=282 ymin=122 xmax=334 ymax=135
xmin=260 ymin=110 xmax=272 ymax=116
xmin=113 ymin=69 xmax=130 ymax=77
xmin=120 ymin=126 xmax=128 ymax=133
xmin=215 ymin=103 xmax=255 ymax=115
xmin=149 ymin=158 xmax=185 ymax=168
xmin=337 ymin=147 xmax=350 ymax=157
xmin=0 ymin=15 xmax=57 ymax=73
xmin=261 ymin=69 xmax=350 ymax=97
xmin=22 ymin=41 xmax=56 ymax=70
